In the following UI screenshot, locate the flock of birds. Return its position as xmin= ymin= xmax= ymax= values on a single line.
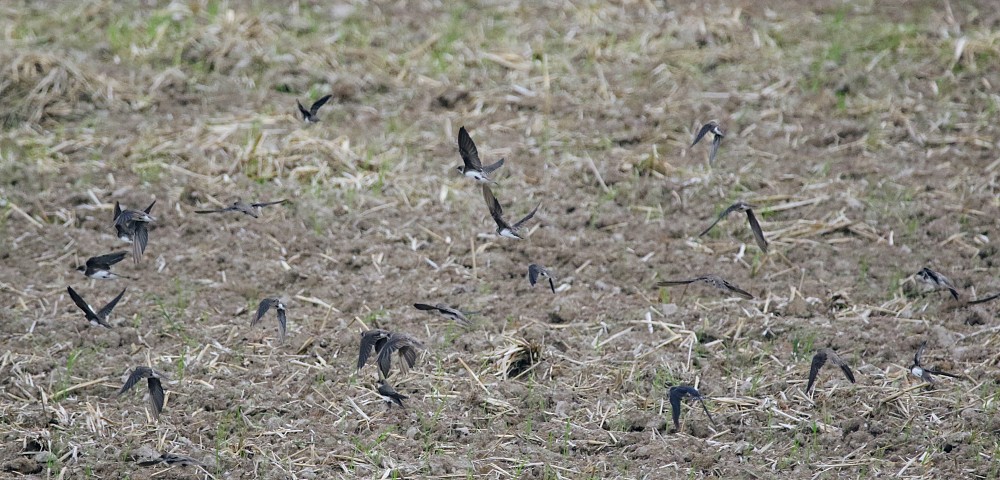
xmin=59 ymin=96 xmax=999 ymax=467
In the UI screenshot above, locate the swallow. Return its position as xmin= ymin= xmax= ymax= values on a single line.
xmin=655 ymin=275 xmax=753 ymax=300
xmin=668 ymin=385 xmax=717 ymax=431
xmin=67 ymin=286 xmax=126 ymax=328
xmin=118 ymin=366 xmax=167 ymax=419
xmin=915 ymin=267 xmax=960 ymax=300
xmin=910 ymin=341 xmax=962 ymax=384
xmin=456 ymin=126 xmax=505 ymax=183
xmin=483 ymin=184 xmax=539 ymax=239
xmin=377 ymin=379 xmax=408 ymax=409
xmin=113 ymin=200 xmax=155 ymax=264
xmin=691 ymin=120 xmax=725 ymax=163
xmin=528 ymin=264 xmax=556 ymax=293
xmin=377 ymin=332 xmax=425 ymax=378
xmin=76 ymin=252 xmax=132 ymax=280
xmin=699 ymin=201 xmax=768 ymax=253
xmin=968 ymin=292 xmax=1000 ymax=305
xmin=194 ymin=199 xmax=287 ymax=218
xmin=138 ymin=453 xmax=205 ymax=467
xmin=252 ymin=298 xmax=287 ymax=343
xmin=413 ymin=303 xmax=471 ymax=326
xmin=357 ymin=329 xmax=391 ymax=372
xmin=805 ymin=348 xmax=856 ymax=394
xmin=297 ymin=94 xmax=332 ymax=123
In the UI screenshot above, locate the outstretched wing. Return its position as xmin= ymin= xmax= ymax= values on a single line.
xmin=528 ymin=264 xmax=541 ymax=287
xmin=719 ymin=278 xmax=754 ymax=300
xmin=458 ymin=126 xmax=482 ymax=170
xmin=512 ymin=203 xmax=540 ymax=229
xmin=699 ymin=202 xmax=742 ymax=237
xmin=276 ymin=307 xmax=287 ymax=343
xmin=97 ymin=288 xmax=127 ymax=323
xmin=806 ymin=350 xmax=828 ymax=393
xmin=668 ymin=387 xmax=685 ymax=429
xmin=481 ymin=158 xmax=505 ymax=174
xmin=310 ymin=94 xmax=332 ymax=115
xmin=89 ymin=252 xmax=128 ymax=269
xmin=708 ymin=133 xmax=722 ymax=163
xmin=914 ymin=341 xmax=926 ymax=367
xmin=482 ymin=185 xmax=509 ymax=230
xmin=413 ymin=303 xmax=438 ymax=312
xmin=825 ymin=350 xmax=856 ymax=383
xmin=251 ymin=199 xmax=287 ymax=208
xmin=113 ymin=201 xmax=122 ymax=223
xmin=296 ymin=100 xmax=311 ymax=119
xmin=252 ymin=299 xmax=274 ymax=327
xmin=745 ymin=208 xmax=769 ymax=253
xmin=357 ymin=330 xmax=386 ymax=371
xmin=67 ymin=286 xmax=98 ymax=319
xmin=148 ymin=377 xmax=165 ymax=419
xmin=655 ymin=278 xmax=698 ymax=287
xmin=119 ymin=367 xmax=151 ymax=396
xmin=132 ymin=224 xmax=149 ymax=264
xmin=691 ymin=122 xmax=716 ymax=146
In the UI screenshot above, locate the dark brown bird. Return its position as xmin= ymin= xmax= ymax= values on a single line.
xmin=114 ymin=200 xmax=155 ymax=264
xmin=377 ymin=379 xmax=408 ymax=409
xmin=910 ymin=342 xmax=962 ymax=384
xmin=528 ymin=264 xmax=556 ymax=293
xmin=194 ymin=199 xmax=287 ymax=218
xmin=456 ymin=126 xmax=505 ymax=183
xmin=915 ymin=267 xmax=959 ymax=300
xmin=76 ymin=252 xmax=132 ymax=280
xmin=483 ymin=184 xmax=539 ymax=239
xmin=67 ymin=286 xmax=126 ymax=328
xmin=806 ymin=348 xmax=856 ymax=394
xmin=297 ymin=94 xmax=332 ymax=123
xmin=252 ymin=298 xmax=287 ymax=343
xmin=699 ymin=200 xmax=768 ymax=253
xmin=118 ymin=366 xmax=167 ymax=419
xmin=691 ymin=120 xmax=725 ymax=163
xmin=669 ymin=385 xmax=717 ymax=431
xmin=655 ymin=275 xmax=753 ymax=300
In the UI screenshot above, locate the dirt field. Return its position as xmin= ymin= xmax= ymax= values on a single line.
xmin=1 ymin=0 xmax=999 ymax=478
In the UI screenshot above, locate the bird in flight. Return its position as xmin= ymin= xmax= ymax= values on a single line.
xmin=377 ymin=379 xmax=408 ymax=409
xmin=377 ymin=332 xmax=425 ymax=378
xmin=297 ymin=94 xmax=332 ymax=123
xmin=114 ymin=200 xmax=155 ymax=264
xmin=252 ymin=298 xmax=287 ymax=343
xmin=915 ymin=267 xmax=959 ymax=300
xmin=483 ymin=185 xmax=539 ymax=239
xmin=194 ymin=199 xmax=287 ymax=218
xmin=655 ymin=275 xmax=753 ymax=300
xmin=528 ymin=264 xmax=556 ymax=293
xmin=691 ymin=120 xmax=725 ymax=164
xmin=76 ymin=252 xmax=132 ymax=280
xmin=413 ymin=303 xmax=472 ymax=326
xmin=910 ymin=342 xmax=962 ymax=384
xmin=67 ymin=286 xmax=126 ymax=328
xmin=669 ymin=385 xmax=717 ymax=431
xmin=699 ymin=200 xmax=768 ymax=253
xmin=456 ymin=126 xmax=505 ymax=183
xmin=118 ymin=366 xmax=167 ymax=419
xmin=138 ymin=453 xmax=205 ymax=467
xmin=357 ymin=329 xmax=391 ymax=373
xmin=806 ymin=348 xmax=856 ymax=394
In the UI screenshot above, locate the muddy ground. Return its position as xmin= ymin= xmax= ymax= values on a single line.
xmin=1 ymin=0 xmax=999 ymax=478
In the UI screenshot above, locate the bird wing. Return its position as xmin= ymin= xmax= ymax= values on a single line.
xmin=113 ymin=201 xmax=122 ymax=223
xmin=695 ymin=396 xmax=717 ymax=427
xmin=89 ymin=251 xmax=128 ymax=269
xmin=143 ymin=200 xmax=156 ymax=214
xmin=194 ymin=207 xmax=233 ymax=214
xmin=131 ymin=224 xmax=149 ymax=264
xmin=969 ymin=292 xmax=1000 ymax=305
xmin=719 ymin=278 xmax=754 ymax=300
xmin=67 ymin=286 xmax=98 ymax=319
xmin=699 ymin=202 xmax=742 ymax=237
xmin=482 ymin=158 xmax=505 ymax=174
xmin=413 ymin=303 xmax=437 ymax=312
xmin=119 ymin=366 xmax=151 ymax=396
xmin=656 ymin=278 xmax=699 ymax=287
xmin=251 ymin=200 xmax=287 ymax=208
xmin=691 ymin=122 xmax=716 ymax=146
xmin=252 ymin=299 xmax=274 ymax=327
xmin=512 ymin=203 xmax=540 ymax=229
xmin=97 ymin=288 xmax=127 ymax=324
xmin=914 ymin=341 xmax=926 ymax=367
xmin=357 ymin=330 xmax=386 ymax=370
xmin=745 ymin=208 xmax=769 ymax=253
xmin=547 ymin=277 xmax=556 ymax=293
xmin=482 ymin=185 xmax=510 ymax=230
xmin=668 ymin=387 xmax=684 ymax=429
xmin=528 ymin=264 xmax=541 ymax=287
xmin=310 ymin=94 xmax=332 ymax=115
xmin=277 ymin=307 xmax=287 ymax=343
xmin=825 ymin=350 xmax=856 ymax=383
xmin=148 ymin=377 xmax=165 ymax=419
xmin=458 ymin=126 xmax=482 ymax=170
xmin=709 ymin=133 xmax=722 ymax=163
xmin=296 ymin=100 xmax=311 ymax=119
xmin=806 ymin=350 xmax=828 ymax=393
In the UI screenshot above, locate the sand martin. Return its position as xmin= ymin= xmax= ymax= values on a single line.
xmin=357 ymin=329 xmax=391 ymax=373
xmin=806 ymin=348 xmax=856 ymax=394
xmin=483 ymin=184 xmax=539 ymax=239
xmin=655 ymin=275 xmax=753 ymax=300
xmin=113 ymin=200 xmax=155 ymax=264
xmin=528 ymin=264 xmax=556 ymax=293
xmin=691 ymin=120 xmax=725 ymax=164
xmin=297 ymin=94 xmax=332 ymax=123
xmin=138 ymin=453 xmax=205 ymax=467
xmin=413 ymin=303 xmax=472 ymax=326
xmin=118 ymin=366 xmax=167 ymax=419
xmin=76 ymin=252 xmax=132 ymax=280
xmin=377 ymin=332 xmax=425 ymax=378
xmin=67 ymin=286 xmax=126 ymax=328
xmin=910 ymin=342 xmax=961 ymax=384
xmin=456 ymin=126 xmax=505 ymax=183
xmin=252 ymin=298 xmax=287 ymax=343
xmin=194 ymin=199 xmax=287 ymax=218
xmin=377 ymin=379 xmax=407 ymax=409
xmin=915 ymin=267 xmax=959 ymax=300
xmin=668 ymin=385 xmax=717 ymax=431
xmin=699 ymin=201 xmax=768 ymax=253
